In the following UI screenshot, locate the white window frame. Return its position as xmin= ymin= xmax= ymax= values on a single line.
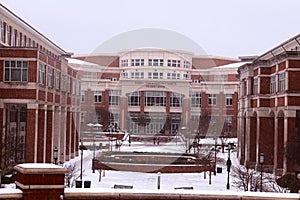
xmin=47 ymin=67 xmax=53 ymax=88
xmin=131 ymin=59 xmax=144 ymax=66
xmin=5 ymin=24 xmax=10 ymax=45
xmin=190 ymin=91 xmax=201 ymax=107
xmin=4 ymin=60 xmax=28 ymax=82
xmin=270 ymin=75 xmax=276 ymax=94
xmin=0 ymin=21 xmax=4 ymax=42
xmin=55 ymin=71 xmax=60 ymax=90
xmin=226 ymin=94 xmax=233 ymax=106
xmin=208 ymin=94 xmax=217 ymax=106
xmin=80 ymin=91 xmax=85 ymax=102
xmin=167 ymin=59 xmax=180 ymax=67
xmin=39 ymin=63 xmax=45 ymax=85
xmin=170 ymin=93 xmax=182 ymax=107
xmin=121 ymin=59 xmax=128 ymax=67
xmin=279 ymin=73 xmax=285 ymax=92
xmin=109 ymin=90 xmax=121 ymax=106
xmin=94 ymin=91 xmax=102 ymax=103
xmin=145 ymin=91 xmax=166 ymax=106
xmin=253 ymin=78 xmax=258 ymax=95
xmin=184 ymin=61 xmax=190 ymax=68
xmin=128 ymin=91 xmax=140 ymax=106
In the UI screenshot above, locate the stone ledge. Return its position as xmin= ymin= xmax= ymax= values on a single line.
xmin=15 ymin=181 xmax=66 ymax=190
xmin=14 ymin=163 xmax=67 ymax=174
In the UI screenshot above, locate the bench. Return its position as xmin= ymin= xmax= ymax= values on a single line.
xmin=113 ymin=184 xmax=133 ymax=189
xmin=174 ymin=186 xmax=194 ymax=190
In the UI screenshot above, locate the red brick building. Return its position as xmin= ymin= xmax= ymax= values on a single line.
xmin=71 ymin=49 xmax=241 ymax=140
xmin=0 ymin=4 xmax=80 ymax=172
xmin=237 ymin=34 xmax=300 ymax=174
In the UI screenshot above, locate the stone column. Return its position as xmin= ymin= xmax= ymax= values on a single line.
xmin=14 ymin=163 xmax=66 ymax=200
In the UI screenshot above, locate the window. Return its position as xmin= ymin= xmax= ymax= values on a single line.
xmin=80 ymin=113 xmax=85 ymax=123
xmin=39 ymin=63 xmax=45 ymax=85
xmin=72 ymin=79 xmax=76 ymax=95
xmin=191 ymin=112 xmax=200 ymax=121
xmin=190 ymin=91 xmax=201 ymax=107
xmin=4 ymin=61 xmax=28 ymax=82
xmin=131 ymin=59 xmax=144 ymax=66
xmin=5 ymin=24 xmax=10 ymax=45
xmin=47 ymin=67 xmax=53 ymax=87
xmin=208 ymin=94 xmax=217 ymax=105
xmin=16 ymin=31 xmax=20 ymax=46
xmin=279 ymin=73 xmax=285 ymax=92
xmin=121 ymin=72 xmax=128 ymax=79
xmin=226 ymin=94 xmax=233 ymax=106
xmin=25 ymin=36 xmax=29 ymax=47
xmin=170 ymin=93 xmax=182 ymax=107
xmin=0 ymin=21 xmax=4 ymax=42
xmin=225 ymin=116 xmax=233 ymax=125
xmin=131 ymin=72 xmax=144 ymax=79
xmin=21 ymin=34 xmax=25 ymax=47
xmin=253 ymin=78 xmax=258 ymax=95
xmin=94 ymin=91 xmax=102 ymax=102
xmin=109 ymin=90 xmax=121 ymax=106
xmin=167 ymin=72 xmax=180 ymax=79
xmin=80 ymin=91 xmax=85 ymax=102
xmin=270 ymin=76 xmax=276 ymax=93
xmin=55 ymin=71 xmax=60 ymax=90
xmin=11 ymin=29 xmax=15 ymax=46
xmin=148 ymin=59 xmax=163 ymax=66
xmin=145 ymin=91 xmax=166 ymax=106
xmin=183 ymin=73 xmax=190 ymax=79
xmin=67 ymin=77 xmax=71 ymax=93
xmin=148 ymin=72 xmax=163 ymax=79
xmin=128 ymin=91 xmax=140 ymax=106
xmin=109 ymin=110 xmax=120 ymax=128
xmin=184 ymin=61 xmax=190 ymax=68
xmin=121 ymin=59 xmax=128 ymax=67
xmin=167 ymin=59 xmax=180 ymax=67
xmin=61 ymin=74 xmax=67 ymax=91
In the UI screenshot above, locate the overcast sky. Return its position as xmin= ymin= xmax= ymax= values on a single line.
xmin=1 ymin=0 xmax=300 ymax=58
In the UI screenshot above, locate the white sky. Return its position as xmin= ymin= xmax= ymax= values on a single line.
xmin=1 ymin=0 xmax=300 ymax=58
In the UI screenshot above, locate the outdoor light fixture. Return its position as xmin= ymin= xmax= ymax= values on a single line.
xmin=53 ymin=147 xmax=58 ymax=165
xmin=214 ymin=138 xmax=217 ymax=175
xmin=259 ymin=153 xmax=264 ymax=192
xmin=226 ymin=143 xmax=234 ymax=190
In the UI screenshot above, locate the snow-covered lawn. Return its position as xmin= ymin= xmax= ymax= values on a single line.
xmin=75 ymin=139 xmax=240 ymax=191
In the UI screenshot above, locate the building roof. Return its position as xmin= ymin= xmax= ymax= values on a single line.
xmin=254 ymin=33 xmax=300 ymax=62
xmin=0 ymin=4 xmax=68 ymax=54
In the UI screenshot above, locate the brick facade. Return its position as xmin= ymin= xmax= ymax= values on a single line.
xmin=0 ymin=5 xmax=80 ymax=173
xmin=237 ymin=34 xmax=300 ymax=174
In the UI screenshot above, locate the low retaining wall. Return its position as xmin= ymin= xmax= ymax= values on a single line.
xmin=93 ymin=161 xmax=213 ymax=173
xmin=1 ymin=163 xmax=299 ymax=200
xmin=63 ymin=189 xmax=300 ymax=200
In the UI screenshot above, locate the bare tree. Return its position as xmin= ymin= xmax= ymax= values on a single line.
xmin=231 ymin=165 xmax=288 ymax=192
xmin=64 ymin=162 xmax=83 ymax=188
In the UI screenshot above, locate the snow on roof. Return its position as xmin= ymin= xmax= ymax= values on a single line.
xmin=67 ymin=58 xmax=98 ymax=66
xmin=214 ymin=62 xmax=249 ymax=69
xmin=14 ymin=163 xmax=66 ymax=174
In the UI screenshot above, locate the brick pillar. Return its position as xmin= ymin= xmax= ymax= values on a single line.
xmin=14 ymin=163 xmax=66 ymax=200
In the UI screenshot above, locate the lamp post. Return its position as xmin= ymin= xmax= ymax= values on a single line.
xmin=80 ymin=139 xmax=84 ymax=180
xmin=259 ymin=153 xmax=264 ymax=192
xmin=214 ymin=138 xmax=217 ymax=175
xmin=53 ymin=146 xmax=58 ymax=165
xmin=226 ymin=143 xmax=234 ymax=190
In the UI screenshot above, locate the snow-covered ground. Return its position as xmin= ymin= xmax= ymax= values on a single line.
xmin=73 ymin=138 xmax=241 ymax=191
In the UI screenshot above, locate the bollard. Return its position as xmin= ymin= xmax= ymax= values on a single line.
xmin=157 ymin=172 xmax=161 ymax=190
